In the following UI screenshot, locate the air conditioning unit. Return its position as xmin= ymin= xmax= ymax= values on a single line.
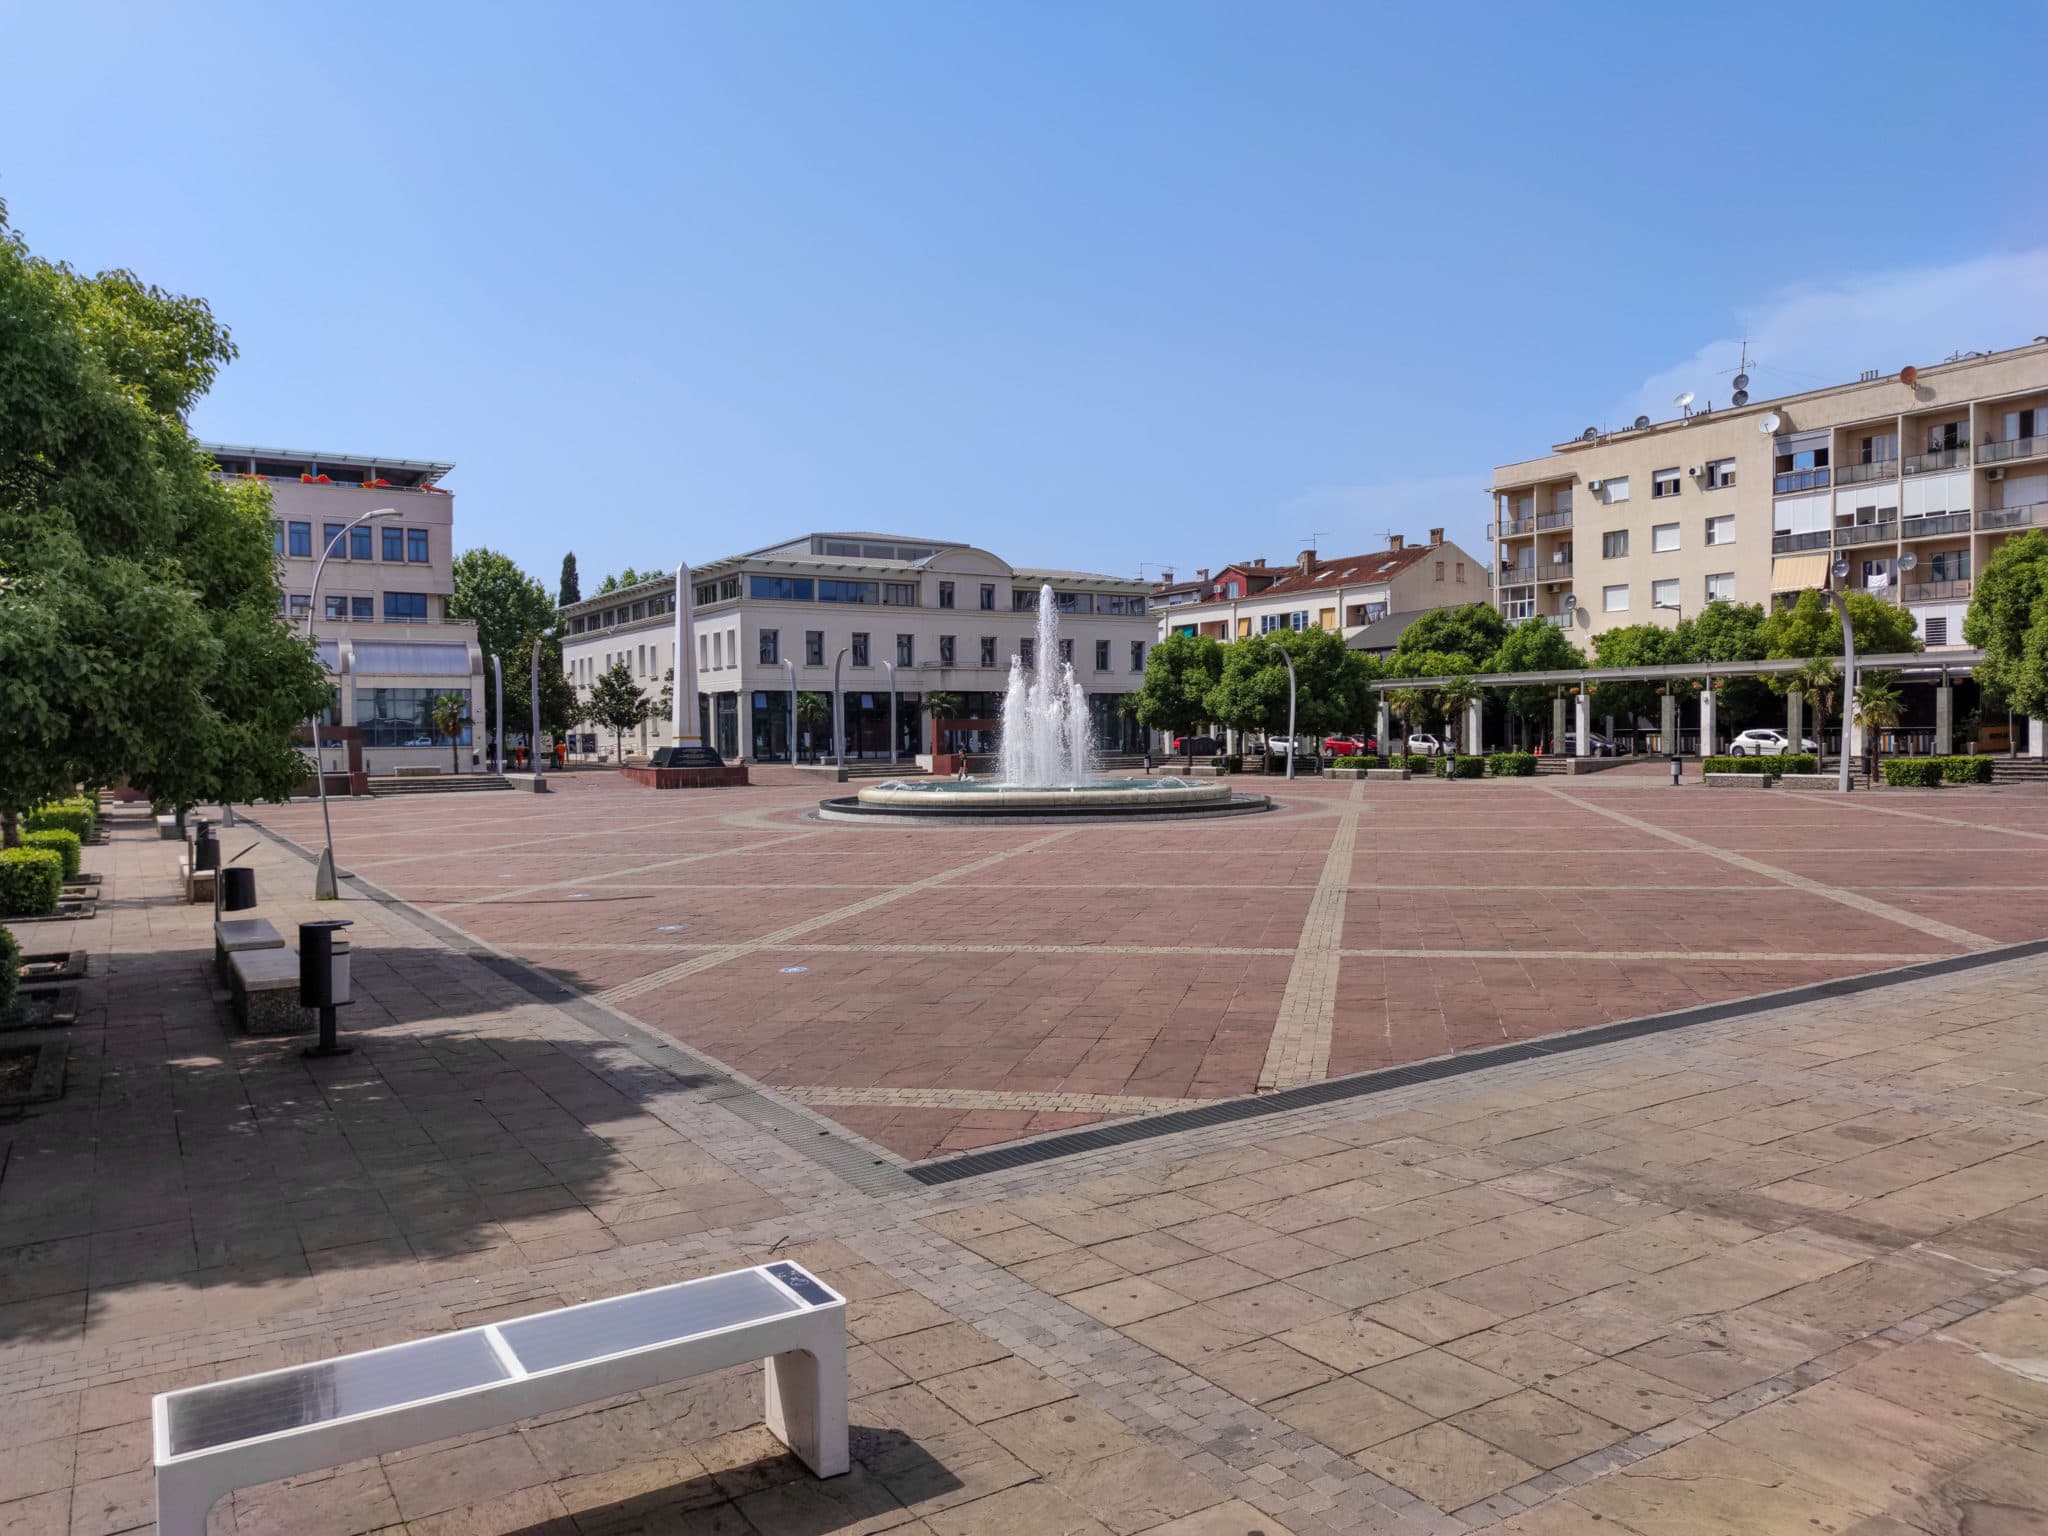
xmin=1547 ymin=583 xmax=1563 ymax=594
xmin=1686 ymin=465 xmax=1702 ymax=477
xmin=1588 ymin=479 xmax=1604 ymax=492
xmin=1987 ymin=467 xmax=2006 ymax=481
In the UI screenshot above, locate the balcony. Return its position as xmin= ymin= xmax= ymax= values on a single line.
xmin=1979 ymin=501 xmax=2048 ymax=532
xmin=1833 ymin=520 xmax=1898 ymax=548
xmin=1905 ymin=445 xmax=1969 ymax=475
xmin=1903 ymin=578 xmax=1972 ymax=603
xmin=1978 ymin=435 xmax=2043 ymax=466
xmin=1497 ymin=567 xmax=1535 ymax=588
xmin=1772 ymin=528 xmax=1832 ymax=554
xmin=1835 ymin=459 xmax=1898 ymax=487
xmin=1495 ymin=518 xmax=1534 ymax=539
xmin=1544 ymin=613 xmax=1573 ymax=628
xmin=1773 ymin=468 xmax=1831 ymax=494
xmin=1535 ymin=508 xmax=1574 ymax=531
xmin=1899 ymin=512 xmax=1973 ymax=540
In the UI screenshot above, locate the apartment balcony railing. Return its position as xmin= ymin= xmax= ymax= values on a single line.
xmin=1835 ymin=459 xmax=1898 ymax=486
xmin=1834 ymin=520 xmax=1898 ymax=548
xmin=1979 ymin=501 xmax=2048 ymax=532
xmin=1978 ymin=435 xmax=2042 ymax=466
xmin=1497 ymin=568 xmax=1537 ymax=588
xmin=1853 ymin=585 xmax=1901 ymax=604
xmin=1905 ymin=445 xmax=1970 ymax=475
xmin=1773 ymin=468 xmax=1831 ymax=494
xmin=1544 ymin=613 xmax=1573 ymax=628
xmin=1771 ymin=528 xmax=1832 ymax=553
xmin=1902 ymin=578 xmax=1972 ymax=603
xmin=1495 ymin=518 xmax=1535 ymax=539
xmin=1899 ymin=511 xmax=1974 ymax=540
xmin=1535 ymin=509 xmax=1574 ymax=531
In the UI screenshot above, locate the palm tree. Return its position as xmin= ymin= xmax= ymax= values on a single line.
xmin=796 ymin=692 xmax=832 ymax=762
xmin=1435 ymin=674 xmax=1480 ymax=758
xmin=1384 ymin=686 xmax=1422 ymax=766
xmin=1854 ymin=672 xmax=1902 ymax=783
xmin=431 ymin=693 xmax=472 ymax=775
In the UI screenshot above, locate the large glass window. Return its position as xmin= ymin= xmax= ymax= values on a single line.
xmin=1095 ymin=639 xmax=1110 ymax=671
xmin=325 ymin=595 xmax=350 ymax=620
xmin=384 ymin=592 xmax=429 ymax=621
xmin=759 ymin=629 xmax=779 ymax=664
xmin=356 ymin=686 xmax=473 ymax=748
xmin=288 ymin=593 xmax=311 ymax=618
xmin=851 ymin=632 xmax=870 ymax=666
xmin=407 ymin=528 xmax=430 ymax=562
xmin=883 ymin=582 xmax=918 ymax=606
xmin=896 ymin=634 xmax=913 ymax=666
xmin=938 ymin=581 xmax=955 ymax=609
xmin=323 ymin=523 xmax=346 ymax=559
xmin=805 ymin=630 xmax=824 ymax=665
xmin=349 ymin=525 xmax=372 ymax=560
xmin=751 ymin=575 xmax=815 ymax=601
xmin=382 ymin=526 xmax=404 ymax=561
xmin=272 ymin=521 xmax=285 ymax=556
xmin=288 ymin=522 xmax=312 ymax=557
xmin=819 ymin=579 xmax=878 ymax=604
xmin=351 ymin=595 xmax=373 ymax=620
xmin=980 ymin=636 xmax=997 ymax=667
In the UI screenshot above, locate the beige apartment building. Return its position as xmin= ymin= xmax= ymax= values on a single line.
xmin=1489 ymin=340 xmax=2048 ymax=648
xmin=1157 ymin=531 xmax=1488 ymax=644
xmin=205 ymin=443 xmax=487 ymax=776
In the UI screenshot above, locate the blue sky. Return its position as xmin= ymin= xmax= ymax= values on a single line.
xmin=7 ymin=1 xmax=2046 ymax=590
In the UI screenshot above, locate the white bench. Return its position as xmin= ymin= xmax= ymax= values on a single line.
xmin=153 ymin=1261 xmax=847 ymax=1536
xmin=225 ymin=946 xmax=307 ymax=1034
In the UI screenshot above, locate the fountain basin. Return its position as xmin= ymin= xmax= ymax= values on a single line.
xmin=818 ymin=775 xmax=1272 ymax=822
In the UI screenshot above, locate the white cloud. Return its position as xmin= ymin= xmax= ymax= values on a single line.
xmin=1275 ymin=473 xmax=1491 ymax=557
xmin=1613 ymin=248 xmax=2048 ymax=430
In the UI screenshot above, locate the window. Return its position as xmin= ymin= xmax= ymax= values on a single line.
xmin=407 ymin=528 xmax=429 ymax=563
xmin=1058 ymin=638 xmax=1074 ymax=666
xmin=1860 ymin=432 xmax=1899 ymax=464
xmin=805 ymin=630 xmax=824 ymax=666
xmin=382 ymin=526 xmax=403 ymax=562
xmin=325 ymin=595 xmax=350 ymax=620
xmin=710 ymin=633 xmax=721 ymax=670
xmin=1652 ymin=578 xmax=1680 ymax=610
xmin=383 ymin=592 xmax=428 ymax=621
xmin=287 ymin=522 xmax=312 ymax=557
xmin=1602 ymin=530 xmax=1629 ymax=559
xmin=699 ymin=635 xmax=709 ymax=670
xmin=288 ymin=593 xmax=311 ymax=618
xmin=1224 ymin=580 xmax=1241 ymax=598
xmin=1924 ymin=614 xmax=1949 ymax=646
xmin=1652 ymin=522 xmax=1679 ymax=553
xmin=1705 ymin=514 xmax=1735 ymax=546
xmin=271 ymin=521 xmax=285 ymax=556
xmin=819 ymin=579 xmax=878 ymax=604
xmin=851 ymin=632 xmax=869 ymax=667
xmin=695 ymin=582 xmax=717 ymax=606
xmin=939 ymin=581 xmax=955 ymax=609
xmin=939 ymin=635 xmax=955 ymax=666
xmin=1603 ymin=584 xmax=1629 ymax=613
xmin=1094 ymin=639 xmax=1110 ymax=671
xmin=1456 ymin=561 xmax=1466 ymax=583
xmin=1705 ymin=572 xmax=1735 ymax=602
xmin=1435 ymin=560 xmax=1446 ymax=581
xmin=759 ymin=629 xmax=779 ymax=664
xmin=349 ymin=525 xmax=372 ymax=560
xmin=896 ymin=634 xmax=913 ymax=666
xmin=1705 ymin=457 xmax=1736 ymax=489
xmin=323 ymin=523 xmax=346 ymax=559
xmin=980 ymin=583 xmax=996 ymax=610
xmin=1603 ymin=476 xmax=1631 ymax=503
xmin=1652 ymin=467 xmax=1681 ymax=499
xmin=1131 ymin=640 xmax=1146 ymax=671
xmin=883 ymin=582 xmax=918 ymax=606
xmin=349 ymin=595 xmax=372 ymax=620
xmin=751 ymin=575 xmax=815 ymax=601
xmin=1929 ymin=549 xmax=1971 ymax=582
xmin=356 ymin=686 xmax=473 ymax=749
xmin=1018 ymin=638 xmax=1035 ymax=666
xmin=980 ymin=636 xmax=997 ymax=667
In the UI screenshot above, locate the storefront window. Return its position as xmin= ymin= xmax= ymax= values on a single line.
xmin=355 ymin=687 xmax=473 ymax=748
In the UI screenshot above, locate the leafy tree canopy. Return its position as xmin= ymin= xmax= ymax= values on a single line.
xmin=1486 ymin=620 xmax=1585 ymax=720
xmin=1134 ymin=632 xmax=1224 ymax=760
xmin=1759 ymin=589 xmax=1921 ymax=709
xmin=1963 ymin=531 xmax=2048 ymax=720
xmin=558 ymin=551 xmax=581 ymax=606
xmin=1389 ymin=603 xmax=1506 ymax=668
xmin=584 ymin=660 xmax=654 ymax=758
xmin=596 ymin=566 xmax=665 ymax=595
xmin=1206 ymin=627 xmax=1372 ymax=740
xmin=0 ymin=203 xmax=328 ymax=830
xmin=1588 ymin=621 xmax=1690 ymax=722
xmin=448 ymin=548 xmax=555 ymax=734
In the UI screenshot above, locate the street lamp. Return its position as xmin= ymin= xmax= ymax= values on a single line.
xmin=530 ymin=625 xmax=565 ymax=780
xmin=491 ymin=654 xmax=505 ymax=776
xmin=305 ymin=507 xmax=398 ymax=899
xmin=832 ymin=648 xmax=848 ymax=771
xmin=781 ymin=656 xmax=798 ymax=763
xmin=1278 ymin=645 xmax=1298 ymax=780
xmin=881 ymin=659 xmax=899 ymax=769
xmin=1825 ymin=561 xmax=1857 ymax=795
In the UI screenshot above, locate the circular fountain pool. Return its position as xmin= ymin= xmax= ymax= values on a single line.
xmin=818 ymin=775 xmax=1272 ymax=823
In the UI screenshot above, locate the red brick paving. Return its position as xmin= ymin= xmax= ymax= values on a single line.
xmin=247 ymin=770 xmax=2048 ymax=1160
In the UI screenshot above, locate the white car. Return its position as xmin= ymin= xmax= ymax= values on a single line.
xmin=1406 ymin=733 xmax=1446 ymax=757
xmin=1726 ymin=728 xmax=1818 ymax=756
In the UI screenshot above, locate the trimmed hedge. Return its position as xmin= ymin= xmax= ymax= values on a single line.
xmin=1937 ymin=755 xmax=1993 ymax=784
xmin=20 ymin=829 xmax=80 ymax=880
xmin=1332 ymin=755 xmax=1372 ymax=769
xmin=1434 ymin=755 xmax=1485 ymax=779
xmin=0 ymin=847 xmax=64 ymax=918
xmin=1703 ymin=754 xmax=1818 ymax=778
xmin=1883 ymin=758 xmax=1942 ymax=787
xmin=1487 ymin=752 xmax=1537 ymax=777
xmin=0 ymin=922 xmax=17 ymax=1011
xmin=23 ymin=799 xmax=94 ymax=840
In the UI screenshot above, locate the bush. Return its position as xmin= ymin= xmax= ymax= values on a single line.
xmin=1936 ymin=755 xmax=1993 ymax=785
xmin=1487 ymin=752 xmax=1537 ymax=777
xmin=0 ymin=847 xmax=63 ymax=918
xmin=1703 ymin=754 xmax=1817 ymax=778
xmin=20 ymin=829 xmax=80 ymax=879
xmin=1883 ymin=758 xmax=1942 ymax=788
xmin=1435 ymin=755 xmax=1485 ymax=779
xmin=1332 ymin=755 xmax=1372 ymax=769
xmin=23 ymin=799 xmax=94 ymax=840
xmin=0 ymin=923 xmax=18 ymax=1012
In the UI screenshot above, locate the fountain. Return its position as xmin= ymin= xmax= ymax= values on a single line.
xmin=818 ymin=584 xmax=1271 ymax=822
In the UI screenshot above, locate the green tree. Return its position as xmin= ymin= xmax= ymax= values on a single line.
xmin=431 ymin=692 xmax=472 ymax=775
xmin=585 ymin=660 xmax=653 ymax=760
xmin=558 ymin=552 xmax=581 ymax=606
xmin=1588 ymin=622 xmax=1689 ymax=724
xmin=1486 ymin=620 xmax=1585 ymax=741
xmin=1963 ymin=531 xmax=2048 ymax=721
xmin=1380 ymin=648 xmax=1473 ymax=740
xmin=1759 ymin=589 xmax=1921 ymax=769
xmin=796 ymin=691 xmax=833 ymax=758
xmin=1133 ymin=632 xmax=1224 ymax=768
xmin=1389 ymin=604 xmax=1507 ymax=669
xmin=501 ymin=629 xmax=583 ymax=756
xmin=448 ymin=548 xmax=554 ymax=737
xmin=1678 ymin=600 xmax=1772 ymax=729
xmin=1205 ymin=628 xmax=1369 ymax=747
xmin=0 ymin=203 xmax=329 ymax=841
xmin=596 ymin=566 xmax=662 ymax=596
xmin=1853 ymin=672 xmax=1903 ymax=781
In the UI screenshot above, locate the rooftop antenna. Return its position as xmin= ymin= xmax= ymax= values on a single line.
xmin=1720 ymin=337 xmax=1754 ymax=407
xmin=1301 ymin=531 xmax=1329 ymax=554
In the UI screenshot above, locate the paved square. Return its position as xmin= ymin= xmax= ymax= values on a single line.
xmin=248 ymin=768 xmax=2048 ymax=1160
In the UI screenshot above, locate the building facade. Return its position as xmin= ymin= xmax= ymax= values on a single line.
xmin=1156 ymin=531 xmax=1489 ymax=644
xmin=1488 ymin=341 xmax=2048 ymax=648
xmin=204 ymin=443 xmax=486 ymax=776
xmin=558 ymin=533 xmax=1154 ymax=762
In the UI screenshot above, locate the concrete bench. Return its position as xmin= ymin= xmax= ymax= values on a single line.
xmin=1777 ymin=774 xmax=1846 ymax=792
xmin=213 ymin=918 xmax=284 ymax=983
xmin=178 ymin=859 xmax=217 ymax=904
xmin=226 ymin=945 xmax=310 ymax=1034
xmin=391 ymin=765 xmax=444 ymax=777
xmin=1365 ymin=768 xmax=1412 ymax=781
xmin=157 ymin=814 xmax=181 ymax=840
xmin=1704 ymin=772 xmax=1772 ymax=789
xmin=153 ymin=1261 xmax=847 ymax=1536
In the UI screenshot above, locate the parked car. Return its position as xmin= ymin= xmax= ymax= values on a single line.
xmin=1726 ymin=728 xmax=1819 ymax=756
xmin=1406 ymin=732 xmax=1446 ymax=757
xmin=1171 ymin=735 xmax=1221 ymax=756
xmin=1561 ymin=732 xmax=1617 ymax=756
xmin=1323 ymin=735 xmax=1374 ymax=757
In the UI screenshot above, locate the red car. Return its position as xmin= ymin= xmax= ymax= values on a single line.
xmin=1323 ymin=736 xmax=1375 ymax=757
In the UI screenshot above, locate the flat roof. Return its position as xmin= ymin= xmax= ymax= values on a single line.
xmin=1370 ymin=649 xmax=1979 ymax=691
xmin=201 ymin=442 xmax=454 ymax=484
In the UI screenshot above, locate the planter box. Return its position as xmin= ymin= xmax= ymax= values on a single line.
xmin=1704 ymin=772 xmax=1772 ymax=789
xmin=1185 ymin=764 xmax=1227 ymax=777
xmin=1565 ymin=756 xmax=1635 ymax=775
xmin=1328 ymin=767 xmax=1366 ymax=780
xmin=1778 ymin=774 xmax=1846 ymax=792
xmin=621 ymin=764 xmax=751 ymax=790
xmin=1365 ymin=768 xmax=1412 ymax=781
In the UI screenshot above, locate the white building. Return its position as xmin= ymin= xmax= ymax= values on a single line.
xmin=559 ymin=532 xmax=1153 ymax=761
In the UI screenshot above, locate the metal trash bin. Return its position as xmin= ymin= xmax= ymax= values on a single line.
xmin=298 ymin=919 xmax=354 ymax=1057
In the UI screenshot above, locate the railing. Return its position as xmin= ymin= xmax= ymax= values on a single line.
xmin=1773 ymin=468 xmax=1831 ymax=494
xmin=1772 ymin=528 xmax=1832 ymax=553
xmin=1834 ymin=520 xmax=1898 ymax=548
xmin=1902 ymin=578 xmax=1972 ymax=602
xmin=1899 ymin=512 xmax=1973 ymax=539
xmin=1904 ymin=445 xmax=1969 ymax=474
xmin=1497 ymin=568 xmax=1537 ymax=588
xmin=1535 ymin=509 xmax=1574 ymax=530
xmin=1979 ymin=502 xmax=2048 ymax=531
xmin=1978 ymin=435 xmax=2042 ymax=465
xmin=1495 ymin=518 xmax=1535 ymax=538
xmin=1835 ymin=459 xmax=1898 ymax=486
xmin=1544 ymin=613 xmax=1572 ymax=628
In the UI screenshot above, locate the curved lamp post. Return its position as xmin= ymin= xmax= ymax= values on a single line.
xmin=1279 ymin=645 xmax=1298 ymax=780
xmin=781 ymin=656 xmax=798 ymax=763
xmin=832 ymin=648 xmax=848 ymax=771
xmin=305 ymin=506 xmax=398 ymax=898
xmin=491 ymin=654 xmax=505 ymax=776
xmin=881 ymin=659 xmax=898 ymax=768
xmin=1824 ymin=562 xmax=1858 ymax=794
xmin=530 ymin=624 xmax=563 ymax=780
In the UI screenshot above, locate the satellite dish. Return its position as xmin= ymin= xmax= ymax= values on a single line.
xmin=1581 ymin=427 xmax=1598 ymax=441
xmin=1731 ymin=389 xmax=1749 ymax=407
xmin=1899 ymin=365 xmax=1918 ymax=387
xmin=1633 ymin=415 xmax=1651 ymax=430
xmin=1759 ymin=412 xmax=1783 ymax=434
xmin=1832 ymin=559 xmax=1850 ymax=581
xmin=1675 ymin=391 xmax=1695 ymax=410
xmin=1562 ymin=593 xmax=1577 ymax=610
xmin=1732 ymin=372 xmax=1750 ymax=391
xmin=1898 ymin=552 xmax=1919 ymax=573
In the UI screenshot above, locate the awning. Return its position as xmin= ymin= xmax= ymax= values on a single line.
xmin=1771 ymin=553 xmax=1829 ymax=593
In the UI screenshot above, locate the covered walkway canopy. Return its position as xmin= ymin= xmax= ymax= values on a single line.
xmin=1367 ymin=649 xmax=1982 ymax=693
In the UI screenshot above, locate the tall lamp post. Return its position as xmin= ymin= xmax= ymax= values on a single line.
xmin=305 ymin=507 xmax=398 ymax=899
xmin=832 ymin=648 xmax=848 ymax=771
xmin=881 ymin=659 xmax=899 ymax=768
xmin=781 ymin=657 xmax=798 ymax=762
xmin=1279 ymin=645 xmax=1298 ymax=781
xmin=1825 ymin=562 xmax=1858 ymax=795
xmin=530 ymin=625 xmax=561 ymax=782
xmin=491 ymin=655 xmax=505 ymax=776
